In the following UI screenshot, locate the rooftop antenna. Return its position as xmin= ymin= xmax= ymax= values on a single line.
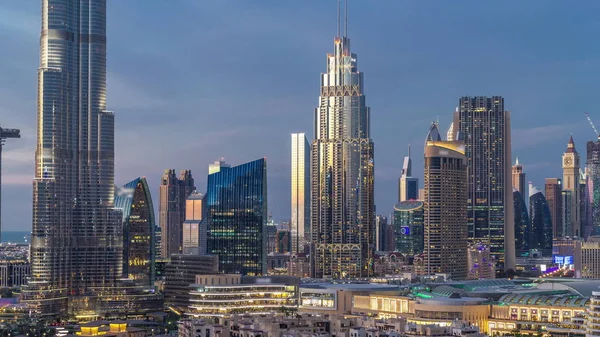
xmin=345 ymin=0 xmax=348 ymax=37
xmin=408 ymin=144 xmax=411 ymax=158
xmin=337 ymin=0 xmax=341 ymax=37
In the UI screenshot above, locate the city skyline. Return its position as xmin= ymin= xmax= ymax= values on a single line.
xmin=1 ymin=1 xmax=600 ymax=230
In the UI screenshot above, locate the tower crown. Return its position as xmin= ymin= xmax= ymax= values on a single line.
xmin=566 ymin=135 xmax=577 ymax=153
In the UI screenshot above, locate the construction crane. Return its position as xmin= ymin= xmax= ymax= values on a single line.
xmin=585 ymin=112 xmax=600 ymax=139
xmin=0 ymin=127 xmax=20 ymax=242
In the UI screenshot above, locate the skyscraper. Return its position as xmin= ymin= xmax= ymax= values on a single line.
xmin=159 ymin=169 xmax=195 ymax=258
xmin=513 ymin=188 xmax=530 ymax=255
xmin=529 ymin=183 xmax=553 ymax=255
xmin=182 ymin=192 xmax=205 ymax=252
xmin=423 ymin=123 xmax=468 ymax=279
xmin=27 ymin=0 xmax=122 ymax=315
xmin=545 ymin=178 xmax=563 ymax=237
xmin=206 ymin=159 xmax=267 ymax=276
xmin=587 ymin=139 xmax=600 ymax=237
xmin=291 ymin=133 xmax=310 ymax=255
xmin=512 ymin=158 xmax=526 ymax=196
xmin=392 ymin=200 xmax=424 ymax=256
xmin=375 ymin=215 xmax=388 ymax=252
xmin=310 ymin=3 xmax=374 ymax=279
xmin=398 ymin=146 xmax=418 ymax=202
xmin=454 ymin=96 xmax=515 ymax=271
xmin=562 ymin=136 xmax=581 ymax=237
xmin=115 ymin=177 xmax=156 ymax=287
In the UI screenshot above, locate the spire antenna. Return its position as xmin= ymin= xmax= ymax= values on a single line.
xmin=344 ymin=0 xmax=348 ymax=37
xmin=337 ymin=0 xmax=341 ymax=37
xmin=408 ymin=144 xmax=411 ymax=158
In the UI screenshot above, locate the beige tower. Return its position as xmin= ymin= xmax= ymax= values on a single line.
xmin=512 ymin=158 xmax=526 ymax=195
xmin=424 ymin=123 xmax=468 ymax=280
xmin=562 ymin=136 xmax=581 ymax=237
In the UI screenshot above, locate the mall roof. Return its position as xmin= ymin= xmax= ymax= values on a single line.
xmin=300 ymin=283 xmax=400 ymax=292
xmin=498 ymin=294 xmax=589 ymax=307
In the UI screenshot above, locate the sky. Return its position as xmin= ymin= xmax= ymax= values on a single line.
xmin=0 ymin=1 xmax=599 ymax=231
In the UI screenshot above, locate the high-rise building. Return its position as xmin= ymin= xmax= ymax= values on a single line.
xmin=467 ymin=243 xmax=495 ymax=280
xmin=545 ymin=178 xmax=563 ymax=238
xmin=310 ymin=5 xmax=374 ymax=279
xmin=206 ymin=159 xmax=267 ymax=276
xmin=398 ymin=146 xmax=418 ymax=202
xmin=26 ymin=0 xmax=123 ymax=315
xmin=587 ymin=139 xmax=600 ymax=237
xmin=423 ymin=123 xmax=468 ymax=279
xmin=291 ymin=133 xmax=310 ymax=255
xmin=513 ymin=188 xmax=530 ymax=255
xmin=454 ymin=96 xmax=515 ymax=271
xmin=164 ymin=254 xmax=218 ymax=312
xmin=182 ymin=192 xmax=205 ymax=252
xmin=562 ymin=136 xmax=581 ymax=237
xmin=529 ymin=183 xmax=553 ymax=256
xmin=159 ymin=169 xmax=195 ymax=258
xmin=115 ymin=177 xmax=156 ymax=287
xmin=375 ymin=215 xmax=388 ymax=252
xmin=512 ymin=158 xmax=526 ymax=197
xmin=392 ymin=201 xmax=424 ymax=256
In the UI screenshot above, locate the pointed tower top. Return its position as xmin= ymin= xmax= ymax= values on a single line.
xmin=515 ymin=157 xmax=520 ymax=166
xmin=566 ymin=134 xmax=577 ymax=153
xmin=425 ymin=122 xmax=442 ymax=143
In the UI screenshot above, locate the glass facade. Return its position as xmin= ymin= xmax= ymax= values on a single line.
xmin=291 ymin=133 xmax=310 ymax=255
xmin=529 ymin=185 xmax=553 ymax=255
xmin=159 ymin=169 xmax=195 ymax=258
xmin=393 ymin=201 xmax=424 ymax=255
xmin=27 ymin=0 xmax=122 ymax=315
xmin=114 ymin=177 xmax=156 ymax=287
xmin=311 ymin=31 xmax=375 ymax=279
xmin=455 ymin=96 xmax=515 ymax=271
xmin=206 ymin=158 xmax=267 ymax=276
xmin=513 ymin=189 xmax=530 ymax=255
xmin=587 ymin=140 xmax=600 ymax=237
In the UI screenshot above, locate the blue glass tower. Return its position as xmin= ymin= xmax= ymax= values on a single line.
xmin=393 ymin=201 xmax=424 ymax=255
xmin=115 ymin=177 xmax=156 ymax=287
xmin=529 ymin=184 xmax=553 ymax=255
xmin=206 ymin=159 xmax=267 ymax=276
xmin=513 ymin=188 xmax=530 ymax=255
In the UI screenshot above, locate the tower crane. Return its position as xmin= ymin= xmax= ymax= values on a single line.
xmin=585 ymin=112 xmax=600 ymax=139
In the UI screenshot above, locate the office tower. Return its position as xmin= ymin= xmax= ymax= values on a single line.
xmin=418 ymin=189 xmax=425 ymax=201
xmin=159 ymin=169 xmax=195 ymax=258
xmin=206 ymin=159 xmax=267 ymax=276
xmin=291 ymin=133 xmax=310 ymax=255
xmin=115 ymin=177 xmax=156 ymax=287
xmin=423 ymin=123 xmax=468 ymax=279
xmin=587 ymin=139 xmax=600 ymax=237
xmin=545 ymin=178 xmax=563 ymax=238
xmin=562 ymin=136 xmax=581 ymax=237
xmin=310 ymin=4 xmax=374 ymax=278
xmin=529 ymin=183 xmax=553 ymax=256
xmin=467 ymin=243 xmax=495 ymax=280
xmin=266 ymin=221 xmax=278 ymax=254
xmin=164 ymin=254 xmax=218 ymax=312
xmin=580 ymin=169 xmax=588 ymax=237
xmin=375 ymin=215 xmax=388 ymax=252
xmin=398 ymin=146 xmax=418 ymax=202
xmin=182 ymin=192 xmax=205 ymax=253
xmin=392 ymin=201 xmax=424 ymax=255
xmin=512 ymin=158 xmax=526 ymax=196
xmin=0 ymin=127 xmax=20 ymax=242
xmin=27 ymin=0 xmax=122 ymax=315
xmin=513 ymin=188 xmax=530 ymax=255
xmin=454 ymin=96 xmax=515 ymax=271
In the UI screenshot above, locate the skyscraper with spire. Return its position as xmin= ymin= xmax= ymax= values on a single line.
xmin=512 ymin=158 xmax=526 ymax=196
xmin=399 ymin=146 xmax=418 ymax=202
xmin=562 ymin=136 xmax=581 ymax=237
xmin=26 ymin=0 xmax=122 ymax=315
xmin=310 ymin=0 xmax=374 ymax=278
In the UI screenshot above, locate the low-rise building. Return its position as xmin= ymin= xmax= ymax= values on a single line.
xmin=186 ymin=275 xmax=299 ymax=317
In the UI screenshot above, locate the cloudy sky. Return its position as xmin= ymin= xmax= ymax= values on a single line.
xmin=0 ymin=1 xmax=598 ymax=231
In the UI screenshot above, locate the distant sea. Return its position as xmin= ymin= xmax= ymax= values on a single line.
xmin=2 ymin=231 xmax=31 ymax=244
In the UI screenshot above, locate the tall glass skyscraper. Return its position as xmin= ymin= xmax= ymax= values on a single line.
xmin=587 ymin=139 xmax=600 ymax=237
xmin=206 ymin=159 xmax=267 ymax=276
xmin=291 ymin=133 xmax=310 ymax=255
xmin=529 ymin=183 xmax=553 ymax=255
xmin=513 ymin=188 xmax=530 ymax=255
xmin=310 ymin=5 xmax=374 ymax=279
xmin=453 ymin=96 xmax=515 ymax=272
xmin=392 ymin=201 xmax=424 ymax=256
xmin=398 ymin=147 xmax=418 ymax=202
xmin=115 ymin=177 xmax=156 ymax=287
xmin=27 ymin=0 xmax=122 ymax=315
